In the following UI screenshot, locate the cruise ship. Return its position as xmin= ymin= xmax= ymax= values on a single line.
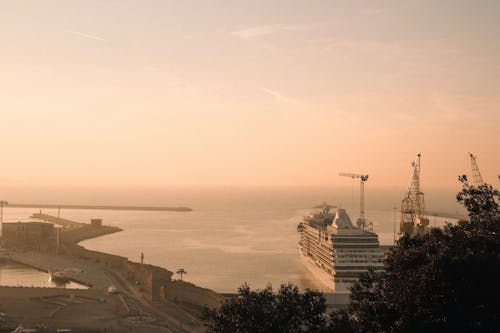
xmin=297 ymin=204 xmax=385 ymax=291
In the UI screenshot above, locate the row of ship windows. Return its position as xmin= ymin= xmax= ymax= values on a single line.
xmin=301 ymin=240 xmax=379 ymax=250
xmin=300 ymin=245 xmax=381 ymax=257
xmin=335 ymin=248 xmax=382 ymax=251
xmin=335 ymin=260 xmax=381 ymax=264
xmin=335 ymin=255 xmax=382 ymax=259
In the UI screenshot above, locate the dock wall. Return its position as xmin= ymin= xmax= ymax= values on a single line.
xmin=63 ymin=244 xmax=127 ymax=269
xmin=164 ymin=279 xmax=225 ymax=309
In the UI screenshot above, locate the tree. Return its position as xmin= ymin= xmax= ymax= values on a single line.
xmin=203 ymin=283 xmax=328 ymax=333
xmin=344 ymin=177 xmax=500 ymax=332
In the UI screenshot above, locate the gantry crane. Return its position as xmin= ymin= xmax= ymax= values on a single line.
xmin=400 ymin=154 xmax=429 ymax=236
xmin=469 ymin=153 xmax=484 ymax=186
xmin=339 ymin=172 xmax=371 ymax=230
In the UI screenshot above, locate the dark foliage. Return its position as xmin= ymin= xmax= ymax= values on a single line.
xmin=344 ymin=177 xmax=500 ymax=332
xmin=203 ymin=283 xmax=328 ymax=333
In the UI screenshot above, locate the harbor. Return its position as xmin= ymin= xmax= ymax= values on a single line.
xmin=0 ymin=195 xmax=406 ymax=331
xmin=2 ymin=1 xmax=498 ymax=330
xmin=0 ymin=213 xmax=223 ymax=332
xmin=0 ymin=149 xmax=491 ymax=332
xmin=0 ymin=259 xmax=87 ymax=289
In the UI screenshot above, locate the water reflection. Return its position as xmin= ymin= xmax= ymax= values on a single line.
xmin=0 ymin=259 xmax=88 ymax=289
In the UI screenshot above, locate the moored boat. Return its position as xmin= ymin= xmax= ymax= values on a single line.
xmin=48 ymin=270 xmax=71 ymax=284
xmin=297 ymin=204 xmax=385 ymax=291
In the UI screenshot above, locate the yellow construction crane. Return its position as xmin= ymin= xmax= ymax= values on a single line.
xmin=339 ymin=172 xmax=370 ymax=230
xmin=400 ymin=154 xmax=429 ymax=236
xmin=469 ymin=152 xmax=484 ymax=186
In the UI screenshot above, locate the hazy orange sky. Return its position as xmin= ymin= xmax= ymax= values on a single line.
xmin=1 ymin=1 xmax=499 ymax=189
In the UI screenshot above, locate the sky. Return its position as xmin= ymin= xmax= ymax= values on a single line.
xmin=0 ymin=0 xmax=499 ymax=189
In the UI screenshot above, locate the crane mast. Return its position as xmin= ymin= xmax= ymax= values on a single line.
xmin=469 ymin=153 xmax=484 ymax=186
xmin=400 ymin=154 xmax=429 ymax=236
xmin=339 ymin=172 xmax=371 ymax=231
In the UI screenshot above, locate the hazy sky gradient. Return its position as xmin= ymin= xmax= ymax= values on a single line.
xmin=1 ymin=1 xmax=499 ymax=188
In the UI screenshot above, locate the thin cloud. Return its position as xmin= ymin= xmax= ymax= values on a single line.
xmin=66 ymin=30 xmax=105 ymax=42
xmin=230 ymin=22 xmax=336 ymax=40
xmin=230 ymin=26 xmax=278 ymax=39
xmin=259 ymin=87 xmax=301 ymax=106
xmin=309 ymin=37 xmax=401 ymax=56
xmin=281 ymin=22 xmax=337 ymax=32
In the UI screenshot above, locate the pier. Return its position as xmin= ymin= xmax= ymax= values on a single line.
xmin=8 ymin=203 xmax=193 ymax=212
xmin=31 ymin=213 xmax=122 ymax=243
xmin=31 ymin=213 xmax=86 ymax=228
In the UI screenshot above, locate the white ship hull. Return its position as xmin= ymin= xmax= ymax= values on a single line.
xmin=299 ymin=248 xmax=335 ymax=291
xmin=297 ymin=207 xmax=384 ymax=292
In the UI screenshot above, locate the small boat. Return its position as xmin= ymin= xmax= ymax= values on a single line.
xmin=107 ymin=285 xmax=118 ymax=294
xmin=48 ymin=270 xmax=71 ymax=284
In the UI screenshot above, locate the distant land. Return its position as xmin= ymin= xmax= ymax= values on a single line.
xmin=7 ymin=203 xmax=192 ymax=212
xmin=311 ymin=204 xmax=465 ymax=220
xmin=426 ymin=210 xmax=465 ymax=220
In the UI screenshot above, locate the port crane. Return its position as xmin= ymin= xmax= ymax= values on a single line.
xmin=469 ymin=153 xmax=484 ymax=186
xmin=400 ymin=154 xmax=429 ymax=236
xmin=339 ymin=172 xmax=371 ymax=231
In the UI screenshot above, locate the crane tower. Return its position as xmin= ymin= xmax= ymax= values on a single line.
xmin=400 ymin=154 xmax=429 ymax=236
xmin=339 ymin=172 xmax=371 ymax=231
xmin=469 ymin=153 xmax=484 ymax=186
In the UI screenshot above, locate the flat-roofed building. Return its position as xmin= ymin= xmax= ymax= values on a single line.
xmin=1 ymin=221 xmax=55 ymax=251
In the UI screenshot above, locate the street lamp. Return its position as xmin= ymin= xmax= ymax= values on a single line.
xmin=0 ymin=201 xmax=8 ymax=237
xmin=393 ymin=205 xmax=398 ymax=245
xmin=176 ymin=268 xmax=187 ymax=331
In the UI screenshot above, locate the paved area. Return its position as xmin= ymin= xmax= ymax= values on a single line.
xmin=0 ymin=250 xmax=214 ymax=332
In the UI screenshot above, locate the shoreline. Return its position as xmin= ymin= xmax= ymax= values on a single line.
xmin=0 ymin=213 xmax=222 ymax=332
xmin=427 ymin=211 xmax=465 ymax=220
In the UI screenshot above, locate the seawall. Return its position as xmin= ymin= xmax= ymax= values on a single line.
xmin=11 ymin=203 xmax=192 ymax=212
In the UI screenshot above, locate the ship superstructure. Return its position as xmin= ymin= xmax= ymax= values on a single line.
xmin=297 ymin=204 xmax=384 ymax=291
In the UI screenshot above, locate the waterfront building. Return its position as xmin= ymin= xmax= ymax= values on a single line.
xmin=1 ymin=221 xmax=55 ymax=251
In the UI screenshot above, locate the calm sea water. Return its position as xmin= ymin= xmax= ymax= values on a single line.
xmin=1 ymin=187 xmax=460 ymax=293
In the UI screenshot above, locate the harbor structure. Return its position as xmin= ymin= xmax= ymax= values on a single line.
xmin=339 ymin=173 xmax=371 ymax=231
xmin=1 ymin=221 xmax=55 ymax=251
xmin=469 ymin=153 xmax=484 ymax=185
xmin=400 ymin=154 xmax=429 ymax=236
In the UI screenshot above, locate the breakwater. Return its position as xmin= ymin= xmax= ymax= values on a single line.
xmin=9 ymin=203 xmax=192 ymax=212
